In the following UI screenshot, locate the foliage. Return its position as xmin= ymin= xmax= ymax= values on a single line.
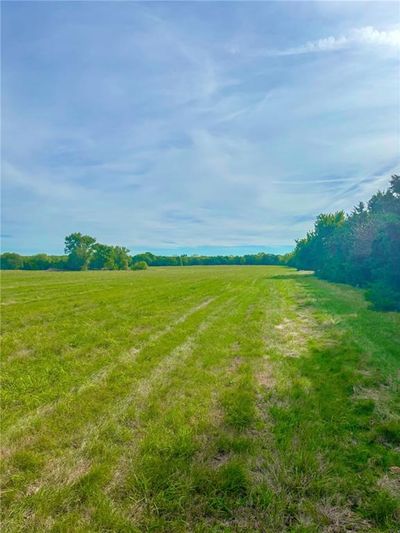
xmin=366 ymin=282 xmax=400 ymax=312
xmin=23 ymin=254 xmax=56 ymax=270
xmin=0 ymin=236 xmax=130 ymax=272
xmin=0 ymin=253 xmax=67 ymax=270
xmin=289 ymin=175 xmax=400 ymax=310
xmin=0 ymin=253 xmax=24 ymax=270
xmin=64 ymin=233 xmax=130 ymax=271
xmin=112 ymin=246 xmax=130 ymax=270
xmin=131 ymin=251 xmax=281 ymax=267
xmin=64 ymin=232 xmax=97 ymax=270
xmin=90 ymin=244 xmax=130 ymax=270
xmin=2 ymin=246 xmax=282 ymax=271
xmin=131 ymin=260 xmax=148 ymax=270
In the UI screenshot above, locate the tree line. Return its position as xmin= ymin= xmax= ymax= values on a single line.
xmin=287 ymin=175 xmax=400 ymax=311
xmin=1 ymin=235 xmax=131 ymax=271
xmin=1 ymin=175 xmax=398 ymax=310
xmin=1 ymin=234 xmax=282 ymax=271
xmin=132 ymin=251 xmax=281 ymax=267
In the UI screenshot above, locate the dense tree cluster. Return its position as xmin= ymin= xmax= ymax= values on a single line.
xmin=64 ymin=233 xmax=130 ymax=271
xmin=131 ymin=251 xmax=281 ymax=267
xmin=1 ymin=233 xmax=130 ymax=272
xmin=0 ymin=253 xmax=68 ymax=271
xmin=288 ymin=175 xmax=400 ymax=310
xmin=1 ymin=235 xmax=281 ymax=271
xmin=1 ymin=245 xmax=281 ymax=270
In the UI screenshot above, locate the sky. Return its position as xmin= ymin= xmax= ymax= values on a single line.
xmin=2 ymin=1 xmax=399 ymax=256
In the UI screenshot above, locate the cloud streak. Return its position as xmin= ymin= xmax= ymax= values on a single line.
xmin=261 ymin=26 xmax=400 ymax=56
xmin=1 ymin=3 xmax=399 ymax=255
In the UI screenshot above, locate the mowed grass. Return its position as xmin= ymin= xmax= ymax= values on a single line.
xmin=1 ymin=266 xmax=399 ymax=532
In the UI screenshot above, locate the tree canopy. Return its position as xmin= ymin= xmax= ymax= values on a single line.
xmin=289 ymin=175 xmax=400 ymax=310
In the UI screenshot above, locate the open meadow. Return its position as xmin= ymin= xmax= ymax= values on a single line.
xmin=1 ymin=266 xmax=399 ymax=532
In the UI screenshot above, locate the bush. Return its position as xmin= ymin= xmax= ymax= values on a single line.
xmin=0 ymin=252 xmax=24 ymax=270
xmin=366 ymin=282 xmax=400 ymax=312
xmin=131 ymin=261 xmax=148 ymax=271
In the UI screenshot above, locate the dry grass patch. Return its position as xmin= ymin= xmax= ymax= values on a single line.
xmin=255 ymin=356 xmax=275 ymax=390
xmin=317 ymin=503 xmax=372 ymax=532
xmin=272 ymin=310 xmax=321 ymax=358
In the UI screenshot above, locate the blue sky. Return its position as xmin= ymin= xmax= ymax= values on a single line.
xmin=2 ymin=1 xmax=399 ymax=256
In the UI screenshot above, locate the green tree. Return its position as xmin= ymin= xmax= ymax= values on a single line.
xmin=23 ymin=254 xmax=52 ymax=270
xmin=131 ymin=261 xmax=148 ymax=270
xmin=0 ymin=252 xmax=24 ymax=270
xmin=90 ymin=244 xmax=115 ymax=270
xmin=112 ymin=246 xmax=130 ymax=270
xmin=289 ymin=175 xmax=400 ymax=310
xmin=64 ymin=232 xmax=96 ymax=270
xmin=90 ymin=244 xmax=130 ymax=270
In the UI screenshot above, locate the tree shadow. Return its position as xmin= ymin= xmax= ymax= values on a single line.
xmin=268 ymin=271 xmax=314 ymax=281
xmin=266 ymin=329 xmax=399 ymax=530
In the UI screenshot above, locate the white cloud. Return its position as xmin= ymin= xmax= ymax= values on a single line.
xmin=264 ymin=26 xmax=400 ymax=56
xmin=353 ymin=26 xmax=400 ymax=47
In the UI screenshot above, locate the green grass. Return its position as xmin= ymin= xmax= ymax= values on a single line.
xmin=1 ymin=266 xmax=399 ymax=532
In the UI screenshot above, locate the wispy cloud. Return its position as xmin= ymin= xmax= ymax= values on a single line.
xmin=1 ymin=2 xmax=399 ymax=254
xmin=261 ymin=26 xmax=400 ymax=56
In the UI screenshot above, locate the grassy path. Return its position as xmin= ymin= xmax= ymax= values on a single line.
xmin=1 ymin=267 xmax=399 ymax=531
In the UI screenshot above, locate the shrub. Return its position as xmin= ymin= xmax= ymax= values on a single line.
xmin=366 ymin=282 xmax=400 ymax=312
xmin=0 ymin=252 xmax=24 ymax=270
xmin=131 ymin=261 xmax=148 ymax=271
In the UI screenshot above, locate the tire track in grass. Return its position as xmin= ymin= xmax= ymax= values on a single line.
xmin=2 ymin=297 xmax=216 ymax=444
xmin=6 ymin=278 xmax=253 ymax=531
xmin=191 ymin=292 xmax=274 ymax=532
xmin=248 ymin=281 xmax=314 ymax=531
xmin=1 ymin=274 xmax=230 ymax=425
xmin=1 ymin=291 xmax=224 ymax=465
xmin=251 ymin=280 xmax=332 ymax=530
xmin=1 ymin=288 xmax=237 ymax=526
xmin=2 ymin=294 xmax=239 ymax=532
xmin=189 ymin=279 xmax=328 ymax=531
xmin=1 ymin=275 xmax=207 ymax=348
xmin=99 ymin=283 xmax=266 ymax=531
xmin=1 ymin=289 xmax=215 ymax=450
xmin=1 ymin=273 xmax=221 ymax=392
xmin=186 ymin=280 xmax=292 ymax=530
xmin=1 ymin=278 xmax=205 ymax=422
xmin=27 ymin=295 xmax=238 ymax=495
xmin=241 ymin=278 xmax=377 ymax=532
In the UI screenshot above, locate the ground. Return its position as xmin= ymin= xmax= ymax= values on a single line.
xmin=1 ymin=266 xmax=399 ymax=532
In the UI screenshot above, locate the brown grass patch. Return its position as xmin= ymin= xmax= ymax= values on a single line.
xmin=378 ymin=473 xmax=400 ymax=497
xmin=256 ymin=356 xmax=275 ymax=390
xmin=317 ymin=503 xmax=372 ymax=532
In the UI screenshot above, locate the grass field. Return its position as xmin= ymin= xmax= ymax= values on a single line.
xmin=1 ymin=266 xmax=399 ymax=532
